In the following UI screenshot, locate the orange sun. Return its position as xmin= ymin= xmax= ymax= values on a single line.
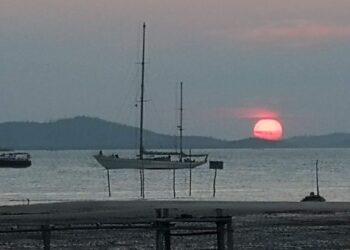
xmin=253 ymin=119 xmax=283 ymax=141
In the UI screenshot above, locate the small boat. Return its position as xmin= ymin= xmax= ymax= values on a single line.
xmin=94 ymin=23 xmax=208 ymax=170
xmin=301 ymin=191 xmax=326 ymax=202
xmin=0 ymin=152 xmax=32 ymax=168
xmin=301 ymin=160 xmax=326 ymax=202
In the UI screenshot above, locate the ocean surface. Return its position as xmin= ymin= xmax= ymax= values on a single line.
xmin=0 ymin=148 xmax=349 ymax=205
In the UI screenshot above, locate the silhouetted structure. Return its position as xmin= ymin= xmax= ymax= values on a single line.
xmin=301 ymin=160 xmax=326 ymax=202
xmin=0 ymin=152 xmax=31 ymax=168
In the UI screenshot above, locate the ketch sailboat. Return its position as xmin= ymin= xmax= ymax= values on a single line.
xmin=94 ymin=23 xmax=208 ymax=170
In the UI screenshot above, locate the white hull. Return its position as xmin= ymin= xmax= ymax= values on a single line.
xmin=94 ymin=155 xmax=206 ymax=170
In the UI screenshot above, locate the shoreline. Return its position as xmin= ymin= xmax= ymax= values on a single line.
xmin=1 ymin=200 xmax=350 ymax=224
xmin=1 ymin=200 xmax=350 ymax=249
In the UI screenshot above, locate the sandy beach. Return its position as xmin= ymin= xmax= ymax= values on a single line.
xmin=0 ymin=200 xmax=350 ymax=249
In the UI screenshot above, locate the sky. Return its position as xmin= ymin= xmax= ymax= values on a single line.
xmin=1 ymin=0 xmax=350 ymax=140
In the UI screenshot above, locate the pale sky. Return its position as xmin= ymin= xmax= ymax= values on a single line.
xmin=1 ymin=0 xmax=350 ymax=139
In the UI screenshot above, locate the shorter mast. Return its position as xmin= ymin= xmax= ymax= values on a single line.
xmin=316 ymin=160 xmax=319 ymax=196
xmin=178 ymin=82 xmax=184 ymax=162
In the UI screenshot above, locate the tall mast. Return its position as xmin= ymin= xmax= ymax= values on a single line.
xmin=179 ymin=82 xmax=183 ymax=161
xmin=139 ymin=22 xmax=146 ymax=159
xmin=316 ymin=160 xmax=319 ymax=196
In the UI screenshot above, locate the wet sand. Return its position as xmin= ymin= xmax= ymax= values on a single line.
xmin=1 ymin=200 xmax=350 ymax=249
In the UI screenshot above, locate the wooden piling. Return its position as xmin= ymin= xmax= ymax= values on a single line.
xmin=210 ymin=161 xmax=224 ymax=198
xmin=164 ymin=224 xmax=171 ymax=250
xmin=216 ymin=221 xmax=225 ymax=250
xmin=155 ymin=208 xmax=171 ymax=250
xmin=142 ymin=168 xmax=145 ymax=198
xmin=173 ymin=168 xmax=176 ymax=198
xmin=213 ymin=168 xmax=217 ymax=197
xmin=156 ymin=230 xmax=164 ymax=250
xmin=162 ymin=208 xmax=169 ymax=218
xmin=189 ymin=166 xmax=192 ymax=196
xmin=41 ymin=225 xmax=51 ymax=250
xmin=216 ymin=209 xmax=225 ymax=250
xmin=139 ymin=167 xmax=145 ymax=198
xmin=155 ymin=208 xmax=162 ymax=218
xmin=216 ymin=208 xmax=223 ymax=217
xmin=139 ymin=169 xmax=143 ymax=197
xmin=155 ymin=208 xmax=163 ymax=250
xmin=189 ymin=149 xmax=192 ymax=196
xmin=107 ymin=169 xmax=111 ymax=197
xmin=163 ymin=209 xmax=171 ymax=250
xmin=226 ymin=217 xmax=233 ymax=250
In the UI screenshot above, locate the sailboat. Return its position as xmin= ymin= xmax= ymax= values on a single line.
xmin=301 ymin=160 xmax=326 ymax=202
xmin=94 ymin=23 xmax=208 ymax=170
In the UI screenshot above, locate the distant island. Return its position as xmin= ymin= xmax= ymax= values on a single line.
xmin=1 ymin=116 xmax=350 ymax=150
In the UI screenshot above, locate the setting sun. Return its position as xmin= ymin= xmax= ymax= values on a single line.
xmin=253 ymin=119 xmax=283 ymax=141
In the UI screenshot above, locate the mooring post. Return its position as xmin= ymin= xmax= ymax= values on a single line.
xmin=210 ymin=161 xmax=223 ymax=198
xmin=139 ymin=169 xmax=143 ymax=197
xmin=139 ymin=164 xmax=145 ymax=199
xmin=226 ymin=216 xmax=233 ymax=250
xmin=142 ymin=168 xmax=145 ymax=199
xmin=216 ymin=209 xmax=225 ymax=250
xmin=189 ymin=165 xmax=192 ymax=196
xmin=41 ymin=225 xmax=51 ymax=250
xmin=107 ymin=169 xmax=111 ymax=197
xmin=173 ymin=168 xmax=176 ymax=198
xmin=217 ymin=222 xmax=225 ymax=250
xmin=189 ymin=149 xmax=192 ymax=196
xmin=213 ymin=168 xmax=217 ymax=197
xmin=155 ymin=208 xmax=162 ymax=218
xmin=155 ymin=209 xmax=163 ymax=250
xmin=162 ymin=208 xmax=169 ymax=218
xmin=216 ymin=208 xmax=223 ymax=217
xmin=163 ymin=208 xmax=171 ymax=250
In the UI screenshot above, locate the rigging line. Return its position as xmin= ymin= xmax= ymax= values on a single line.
xmin=147 ymin=100 xmax=173 ymax=149
xmin=141 ymin=80 xmax=173 ymax=149
xmin=175 ymin=82 xmax=179 ymax=152
xmin=114 ymin=24 xmax=140 ymax=119
xmin=144 ymin=69 xmax=172 ymax=137
xmin=139 ymin=51 xmax=173 ymax=150
xmin=117 ymin=61 xmax=140 ymax=127
xmin=112 ymin=26 xmax=141 ymax=129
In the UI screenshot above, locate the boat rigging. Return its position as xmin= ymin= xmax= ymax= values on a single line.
xmin=94 ymin=23 xmax=208 ymax=170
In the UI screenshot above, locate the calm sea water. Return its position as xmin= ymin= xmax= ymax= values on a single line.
xmin=0 ymin=149 xmax=349 ymax=205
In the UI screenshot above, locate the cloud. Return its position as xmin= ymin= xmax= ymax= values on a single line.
xmin=212 ymin=107 xmax=280 ymax=120
xmin=240 ymin=21 xmax=350 ymax=47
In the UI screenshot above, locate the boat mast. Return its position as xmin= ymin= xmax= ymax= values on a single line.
xmin=179 ymin=82 xmax=183 ymax=162
xmin=316 ymin=160 xmax=319 ymax=196
xmin=139 ymin=22 xmax=146 ymax=159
